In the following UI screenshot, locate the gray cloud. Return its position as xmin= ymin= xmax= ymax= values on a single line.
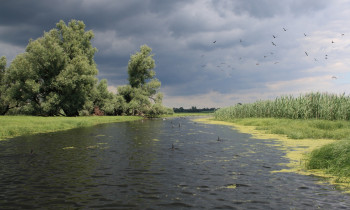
xmin=0 ymin=0 xmax=349 ymax=108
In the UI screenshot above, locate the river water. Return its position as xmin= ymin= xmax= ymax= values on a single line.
xmin=0 ymin=117 xmax=349 ymax=209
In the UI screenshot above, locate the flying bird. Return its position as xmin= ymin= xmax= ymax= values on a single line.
xmin=332 ymin=76 xmax=337 ymax=79
xmin=332 ymin=40 xmax=335 ymax=43
xmin=305 ymin=51 xmax=308 ymax=56
xmin=213 ymin=40 xmax=216 ymax=43
xmin=283 ymin=27 xmax=287 ymax=31
xmin=304 ymin=33 xmax=307 ymax=36
xmin=272 ymin=35 xmax=276 ymax=38
xmin=272 ymin=42 xmax=276 ymax=46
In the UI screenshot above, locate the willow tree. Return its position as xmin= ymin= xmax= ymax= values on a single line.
xmin=118 ymin=45 xmax=172 ymax=117
xmin=4 ymin=20 xmax=98 ymax=116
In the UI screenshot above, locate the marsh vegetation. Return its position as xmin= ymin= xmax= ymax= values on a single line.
xmin=214 ymin=92 xmax=350 ymax=186
xmin=215 ymin=92 xmax=350 ymax=121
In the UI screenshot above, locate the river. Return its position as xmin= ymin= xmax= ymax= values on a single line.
xmin=0 ymin=117 xmax=349 ymax=209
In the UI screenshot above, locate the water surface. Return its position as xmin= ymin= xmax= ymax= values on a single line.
xmin=0 ymin=117 xmax=349 ymax=209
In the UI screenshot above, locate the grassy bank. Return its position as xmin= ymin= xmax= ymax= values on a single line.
xmin=208 ymin=117 xmax=350 ymax=191
xmin=306 ymin=140 xmax=350 ymax=184
xmin=219 ymin=118 xmax=350 ymax=140
xmin=0 ymin=116 xmax=142 ymax=141
xmin=213 ymin=92 xmax=350 ymax=190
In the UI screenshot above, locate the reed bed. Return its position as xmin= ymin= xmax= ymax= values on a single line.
xmin=215 ymin=92 xmax=350 ymax=121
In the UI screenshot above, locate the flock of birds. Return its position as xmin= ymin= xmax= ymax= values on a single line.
xmin=200 ymin=26 xmax=345 ymax=80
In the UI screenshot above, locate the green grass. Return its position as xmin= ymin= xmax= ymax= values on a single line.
xmin=223 ymin=118 xmax=350 ymax=140
xmin=306 ymin=140 xmax=350 ymax=183
xmin=0 ymin=115 xmax=142 ymax=141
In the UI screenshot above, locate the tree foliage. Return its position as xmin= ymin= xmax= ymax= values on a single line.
xmin=118 ymin=45 xmax=173 ymax=117
xmin=0 ymin=20 xmax=172 ymax=117
xmin=0 ymin=56 xmax=8 ymax=115
xmin=128 ymin=45 xmax=155 ymax=88
xmin=3 ymin=20 xmax=98 ymax=116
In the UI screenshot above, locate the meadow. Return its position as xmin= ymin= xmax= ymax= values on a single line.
xmin=0 ymin=115 xmax=142 ymax=141
xmin=214 ymin=92 xmax=350 ymax=185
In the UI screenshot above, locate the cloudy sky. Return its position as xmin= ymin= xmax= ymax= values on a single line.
xmin=1 ymin=0 xmax=350 ymax=108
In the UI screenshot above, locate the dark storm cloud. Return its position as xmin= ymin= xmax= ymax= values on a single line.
xmin=0 ymin=0 xmax=349 ymax=108
xmin=211 ymin=0 xmax=287 ymax=18
xmin=211 ymin=0 xmax=329 ymax=19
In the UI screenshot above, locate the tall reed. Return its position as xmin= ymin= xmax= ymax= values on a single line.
xmin=214 ymin=92 xmax=350 ymax=121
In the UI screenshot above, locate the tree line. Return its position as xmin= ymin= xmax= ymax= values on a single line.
xmin=173 ymin=106 xmax=217 ymax=113
xmin=0 ymin=20 xmax=173 ymax=117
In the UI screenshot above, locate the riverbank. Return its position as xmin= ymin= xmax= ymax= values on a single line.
xmin=194 ymin=117 xmax=350 ymax=193
xmin=0 ymin=116 xmax=142 ymax=141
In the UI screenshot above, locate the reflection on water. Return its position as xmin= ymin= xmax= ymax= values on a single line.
xmin=1 ymin=117 xmax=350 ymax=209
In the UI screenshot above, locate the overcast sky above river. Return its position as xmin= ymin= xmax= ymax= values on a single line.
xmin=1 ymin=0 xmax=350 ymax=108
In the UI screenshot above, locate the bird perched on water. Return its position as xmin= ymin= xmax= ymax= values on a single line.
xmin=304 ymin=33 xmax=307 ymax=36
xmin=170 ymin=144 xmax=179 ymax=151
xmin=332 ymin=76 xmax=337 ymax=79
xmin=217 ymin=136 xmax=222 ymax=141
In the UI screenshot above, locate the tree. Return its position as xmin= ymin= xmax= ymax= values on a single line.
xmin=118 ymin=45 xmax=173 ymax=117
xmin=0 ymin=56 xmax=8 ymax=115
xmin=127 ymin=45 xmax=155 ymax=88
xmin=93 ymin=79 xmax=116 ymax=115
xmin=4 ymin=20 xmax=98 ymax=116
